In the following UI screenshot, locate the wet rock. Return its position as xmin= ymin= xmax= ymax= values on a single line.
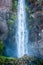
xmin=0 ymin=21 xmax=8 ymax=40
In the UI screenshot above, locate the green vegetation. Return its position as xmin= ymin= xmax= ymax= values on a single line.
xmin=7 ymin=12 xmax=16 ymax=25
xmin=12 ymin=0 xmax=18 ymax=11
xmin=0 ymin=56 xmax=43 ymax=65
xmin=0 ymin=41 xmax=4 ymax=56
xmin=0 ymin=0 xmax=43 ymax=65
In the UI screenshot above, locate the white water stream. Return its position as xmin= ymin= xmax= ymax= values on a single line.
xmin=17 ymin=0 xmax=28 ymax=58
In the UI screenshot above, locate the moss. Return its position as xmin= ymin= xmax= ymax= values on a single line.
xmin=0 ymin=56 xmax=17 ymax=65
xmin=0 ymin=41 xmax=4 ymax=56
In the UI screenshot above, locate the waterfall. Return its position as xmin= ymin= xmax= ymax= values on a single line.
xmin=16 ymin=0 xmax=28 ymax=58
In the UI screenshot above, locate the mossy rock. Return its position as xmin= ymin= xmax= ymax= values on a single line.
xmin=0 ymin=56 xmax=43 ymax=65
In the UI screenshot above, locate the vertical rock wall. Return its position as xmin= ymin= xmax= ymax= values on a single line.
xmin=0 ymin=0 xmax=12 ymax=10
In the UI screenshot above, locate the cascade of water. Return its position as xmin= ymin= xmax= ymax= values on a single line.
xmin=16 ymin=0 xmax=28 ymax=58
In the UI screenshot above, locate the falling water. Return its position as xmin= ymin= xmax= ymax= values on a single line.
xmin=16 ymin=0 xmax=28 ymax=58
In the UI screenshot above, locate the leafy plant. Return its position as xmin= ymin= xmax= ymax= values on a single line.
xmin=0 ymin=41 xmax=4 ymax=56
xmin=12 ymin=0 xmax=18 ymax=11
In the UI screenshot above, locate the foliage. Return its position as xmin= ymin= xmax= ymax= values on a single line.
xmin=7 ymin=12 xmax=17 ymax=37
xmin=0 ymin=41 xmax=4 ymax=56
xmin=8 ymin=12 xmax=15 ymax=25
xmin=7 ymin=11 xmax=17 ymax=24
xmin=0 ymin=56 xmax=43 ymax=65
xmin=12 ymin=0 xmax=18 ymax=11
xmin=0 ymin=0 xmax=43 ymax=64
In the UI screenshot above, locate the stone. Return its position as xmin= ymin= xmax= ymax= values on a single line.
xmin=0 ymin=21 xmax=8 ymax=40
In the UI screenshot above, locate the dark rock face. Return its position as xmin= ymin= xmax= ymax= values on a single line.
xmin=0 ymin=0 xmax=12 ymax=9
xmin=27 ymin=1 xmax=43 ymax=59
xmin=0 ymin=0 xmax=12 ymax=11
xmin=0 ymin=0 xmax=11 ymax=40
xmin=0 ymin=21 xmax=8 ymax=40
